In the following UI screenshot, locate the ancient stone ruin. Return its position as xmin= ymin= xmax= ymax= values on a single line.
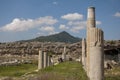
xmin=38 ymin=50 xmax=44 ymax=70
xmin=38 ymin=7 xmax=104 ymax=80
xmin=38 ymin=50 xmax=52 ymax=70
xmin=82 ymin=7 xmax=104 ymax=80
xmin=62 ymin=46 xmax=66 ymax=61
xmin=82 ymin=38 xmax=86 ymax=70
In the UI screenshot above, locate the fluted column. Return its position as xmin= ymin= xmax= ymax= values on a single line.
xmin=89 ymin=28 xmax=104 ymax=80
xmin=47 ymin=56 xmax=51 ymax=66
xmin=86 ymin=6 xmax=96 ymax=76
xmin=44 ymin=51 xmax=48 ymax=68
xmin=62 ymin=46 xmax=66 ymax=61
xmin=87 ymin=7 xmax=96 ymax=28
xmin=38 ymin=50 xmax=44 ymax=70
xmin=82 ymin=38 xmax=86 ymax=70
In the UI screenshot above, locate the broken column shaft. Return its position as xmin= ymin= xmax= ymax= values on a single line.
xmin=89 ymin=28 xmax=104 ymax=80
xmin=38 ymin=50 xmax=44 ymax=70
xmin=82 ymin=38 xmax=86 ymax=70
xmin=86 ymin=6 xmax=104 ymax=80
xmin=47 ymin=56 xmax=51 ymax=66
xmin=62 ymin=46 xmax=66 ymax=61
xmin=44 ymin=51 xmax=48 ymax=68
xmin=86 ymin=6 xmax=96 ymax=76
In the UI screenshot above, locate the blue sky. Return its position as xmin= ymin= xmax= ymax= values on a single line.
xmin=0 ymin=0 xmax=120 ymax=42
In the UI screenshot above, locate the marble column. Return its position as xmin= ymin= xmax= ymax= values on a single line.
xmin=44 ymin=51 xmax=48 ymax=68
xmin=89 ymin=28 xmax=104 ymax=80
xmin=86 ymin=7 xmax=104 ymax=80
xmin=38 ymin=50 xmax=44 ymax=70
xmin=47 ymin=56 xmax=51 ymax=66
xmin=82 ymin=38 xmax=86 ymax=70
xmin=62 ymin=46 xmax=66 ymax=61
xmin=86 ymin=6 xmax=96 ymax=76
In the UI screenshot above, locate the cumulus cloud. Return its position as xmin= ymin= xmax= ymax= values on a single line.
xmin=70 ymin=26 xmax=85 ymax=33
xmin=53 ymin=2 xmax=58 ymax=5
xmin=37 ymin=32 xmax=46 ymax=36
xmin=61 ymin=13 xmax=83 ymax=21
xmin=68 ymin=21 xmax=86 ymax=26
xmin=0 ymin=16 xmax=58 ymax=32
xmin=67 ymin=21 xmax=86 ymax=33
xmin=39 ymin=26 xmax=55 ymax=32
xmin=0 ymin=13 xmax=102 ymax=35
xmin=114 ymin=12 xmax=120 ymax=17
xmin=36 ymin=16 xmax=58 ymax=25
xmin=38 ymin=26 xmax=58 ymax=35
xmin=96 ymin=21 xmax=102 ymax=25
xmin=0 ymin=18 xmax=34 ymax=31
xmin=59 ymin=24 xmax=69 ymax=30
xmin=66 ymin=20 xmax=101 ymax=33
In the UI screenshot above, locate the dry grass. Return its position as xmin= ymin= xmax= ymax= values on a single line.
xmin=105 ymin=66 xmax=120 ymax=80
xmin=27 ymin=61 xmax=88 ymax=80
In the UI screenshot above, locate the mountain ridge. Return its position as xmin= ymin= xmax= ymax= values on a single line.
xmin=20 ymin=31 xmax=81 ymax=43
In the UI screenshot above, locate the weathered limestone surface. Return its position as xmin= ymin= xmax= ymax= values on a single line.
xmin=38 ymin=50 xmax=44 ymax=70
xmin=89 ymin=28 xmax=104 ymax=80
xmin=0 ymin=42 xmax=82 ymax=59
xmin=86 ymin=6 xmax=96 ymax=76
xmin=47 ymin=56 xmax=51 ymax=66
xmin=43 ymin=51 xmax=48 ymax=68
xmin=62 ymin=46 xmax=66 ymax=61
xmin=87 ymin=7 xmax=96 ymax=28
xmin=86 ymin=6 xmax=104 ymax=80
xmin=82 ymin=38 xmax=86 ymax=70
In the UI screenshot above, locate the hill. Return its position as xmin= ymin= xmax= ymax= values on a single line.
xmin=24 ymin=31 xmax=81 ymax=43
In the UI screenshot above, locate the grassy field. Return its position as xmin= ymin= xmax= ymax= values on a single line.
xmin=0 ymin=61 xmax=88 ymax=80
xmin=0 ymin=61 xmax=120 ymax=80
xmin=34 ymin=61 xmax=88 ymax=80
xmin=0 ymin=64 xmax=37 ymax=77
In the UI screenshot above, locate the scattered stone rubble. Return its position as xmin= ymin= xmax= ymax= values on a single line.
xmin=0 ymin=42 xmax=82 ymax=58
xmin=0 ymin=42 xmax=82 ymax=66
xmin=0 ymin=40 xmax=119 ymax=67
xmin=0 ymin=54 xmax=37 ymax=66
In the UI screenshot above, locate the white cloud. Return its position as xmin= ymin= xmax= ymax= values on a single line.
xmin=96 ymin=21 xmax=102 ymax=25
xmin=68 ymin=21 xmax=101 ymax=26
xmin=70 ymin=26 xmax=84 ymax=33
xmin=68 ymin=21 xmax=86 ymax=26
xmin=36 ymin=16 xmax=58 ymax=25
xmin=60 ymin=13 xmax=85 ymax=33
xmin=61 ymin=13 xmax=83 ymax=21
xmin=114 ymin=12 xmax=120 ymax=17
xmin=39 ymin=26 xmax=55 ymax=32
xmin=53 ymin=2 xmax=58 ymax=5
xmin=59 ymin=24 xmax=69 ymax=30
xmin=67 ymin=21 xmax=85 ymax=33
xmin=0 ymin=16 xmax=58 ymax=32
xmin=49 ymin=31 xmax=59 ymax=35
xmin=39 ymin=26 xmax=57 ymax=35
xmin=0 ymin=18 xmax=34 ymax=31
xmin=37 ymin=32 xmax=46 ymax=36
xmin=67 ymin=20 xmax=101 ymax=33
